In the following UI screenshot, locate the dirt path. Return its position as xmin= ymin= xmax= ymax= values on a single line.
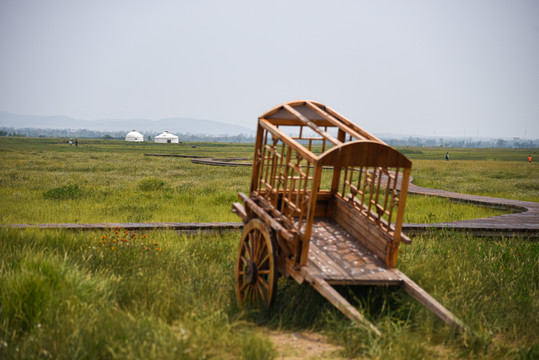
xmin=265 ymin=329 xmax=347 ymax=360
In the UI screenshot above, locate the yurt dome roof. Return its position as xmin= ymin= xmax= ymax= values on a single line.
xmin=155 ymin=130 xmax=178 ymax=139
xmin=125 ymin=130 xmax=144 ymax=141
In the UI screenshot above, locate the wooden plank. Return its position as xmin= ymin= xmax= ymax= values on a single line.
xmin=309 ymin=219 xmax=404 ymax=285
xmin=386 ymin=168 xmax=410 ymax=267
xmin=238 ymin=192 xmax=295 ymax=245
xmin=291 ymin=136 xmax=330 ymax=142
xmin=402 ymin=224 xmax=538 ymax=238
xmin=311 ymin=219 xmax=371 ymax=280
xmin=250 ymin=123 xmax=265 ymax=193
xmin=337 ymin=196 xmax=394 ymax=249
xmin=300 ymin=267 xmax=382 ymax=336
xmin=259 ymin=118 xmax=335 ymax=127
xmin=345 ymin=194 xmax=403 ymax=239
xmin=317 ymin=141 xmax=412 ymax=168
xmin=299 ymin=164 xmax=323 ymax=266
xmin=333 ymin=211 xmax=387 ymax=261
xmin=308 ymin=242 xmax=353 ymax=281
xmin=277 ymin=256 xmax=306 ymax=284
xmin=8 ymin=222 xmax=243 ymax=231
xmin=333 ymin=197 xmax=389 ymax=260
xmin=283 ymin=104 xmax=342 ymax=146
xmin=394 ymin=269 xmax=467 ymax=331
xmin=314 ymin=197 xmax=331 ymax=217
xmin=260 ymin=101 xmax=323 ymax=120
xmin=191 ymin=158 xmax=251 ymax=167
xmin=400 ymin=233 xmax=412 ymax=245
xmin=232 ymin=202 xmax=248 ymax=223
xmin=322 ymin=106 xmax=384 ymax=143
xmin=259 ymin=119 xmax=317 ymax=163
xmin=144 ymin=153 xmax=208 ymax=159
xmin=305 ymin=101 xmax=369 ymax=141
xmin=302 ymin=258 xmax=326 ymax=280
xmin=325 ymin=278 xmax=403 ymax=286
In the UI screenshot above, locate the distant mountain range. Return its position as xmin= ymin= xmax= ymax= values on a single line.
xmin=0 ymin=111 xmax=256 ymax=136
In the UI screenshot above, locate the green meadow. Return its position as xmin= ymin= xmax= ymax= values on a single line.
xmin=0 ymin=137 xmax=538 ymax=359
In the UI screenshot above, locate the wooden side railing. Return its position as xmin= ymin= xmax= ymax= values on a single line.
xmin=316 ymin=141 xmax=412 ymax=267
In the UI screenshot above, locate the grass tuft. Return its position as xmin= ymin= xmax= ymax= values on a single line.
xmin=241 ymin=330 xmax=276 ymax=360
xmin=137 ymin=177 xmax=166 ymax=192
xmin=43 ymin=184 xmax=84 ymax=200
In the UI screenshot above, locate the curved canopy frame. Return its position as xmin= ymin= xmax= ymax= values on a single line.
xmin=250 ymin=100 xmax=412 ymax=267
xmin=318 ymin=140 xmax=412 ymax=168
xmin=260 ymin=100 xmax=383 ymax=155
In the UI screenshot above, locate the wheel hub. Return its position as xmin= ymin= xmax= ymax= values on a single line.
xmin=245 ymin=261 xmax=258 ymax=284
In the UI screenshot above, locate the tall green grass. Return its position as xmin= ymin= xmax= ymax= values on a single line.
xmin=411 ymin=160 xmax=538 ymax=202
xmin=0 ymin=228 xmax=278 ymax=359
xmin=1 ymin=228 xmax=536 ymax=359
xmin=403 ymin=194 xmax=511 ymax=223
xmin=1 ymin=138 xmax=538 ymax=359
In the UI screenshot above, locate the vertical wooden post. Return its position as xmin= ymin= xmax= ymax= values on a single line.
xmin=330 ymin=130 xmax=347 ymax=193
xmin=250 ymin=123 xmax=265 ymax=194
xmin=386 ymin=168 xmax=411 ymax=268
xmin=299 ymin=163 xmax=323 ymax=267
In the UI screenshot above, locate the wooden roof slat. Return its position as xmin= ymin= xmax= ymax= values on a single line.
xmin=323 ymin=106 xmax=384 ymax=144
xmin=305 ymin=101 xmax=369 ymax=141
xmin=259 ymin=118 xmax=317 ymax=162
xmin=263 ymin=118 xmax=335 ymax=127
xmin=282 ymin=104 xmax=342 ymax=146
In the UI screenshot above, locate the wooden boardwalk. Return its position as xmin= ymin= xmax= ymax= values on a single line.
xmin=403 ymin=183 xmax=539 ymax=237
xmin=6 ymin=222 xmax=242 ymax=232
xmin=4 ymin=180 xmax=538 ymax=238
xmin=190 ymin=158 xmax=251 ymax=167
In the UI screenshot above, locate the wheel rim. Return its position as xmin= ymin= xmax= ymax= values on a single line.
xmin=235 ymin=219 xmax=277 ymax=309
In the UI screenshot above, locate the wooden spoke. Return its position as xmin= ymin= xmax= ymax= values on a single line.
xmin=254 ymin=239 xmax=267 ymax=264
xmin=247 ymin=233 xmax=255 ymax=259
xmin=258 ymin=254 xmax=270 ymax=269
xmin=242 ymin=240 xmax=252 ymax=261
xmin=241 ymin=286 xmax=250 ymax=305
xmin=252 ymin=232 xmax=260 ymax=261
xmin=235 ymin=218 xmax=278 ymax=309
xmin=239 ymin=281 xmax=249 ymax=293
xmin=256 ymin=281 xmax=265 ymax=300
xmin=257 ymin=276 xmax=270 ymax=291
xmin=240 ymin=255 xmax=249 ymax=265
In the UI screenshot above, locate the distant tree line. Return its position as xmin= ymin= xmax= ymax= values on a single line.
xmin=0 ymin=127 xmax=125 ymax=139
xmin=384 ymin=136 xmax=538 ymax=149
xmin=0 ymin=127 xmax=255 ymax=143
xmin=1 ymin=127 xmax=537 ymax=148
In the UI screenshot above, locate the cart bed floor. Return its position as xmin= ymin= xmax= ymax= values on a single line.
xmin=304 ymin=218 xmax=403 ymax=285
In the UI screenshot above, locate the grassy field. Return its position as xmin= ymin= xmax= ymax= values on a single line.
xmin=1 ymin=138 xmax=532 ymax=225
xmin=402 ymin=147 xmax=539 ymax=203
xmin=0 ymin=137 xmax=538 ymax=359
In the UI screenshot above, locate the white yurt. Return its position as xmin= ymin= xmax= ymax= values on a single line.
xmin=125 ymin=130 xmax=144 ymax=142
xmin=155 ymin=131 xmax=179 ymax=144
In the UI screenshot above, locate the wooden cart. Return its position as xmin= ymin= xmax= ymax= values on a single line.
xmin=232 ymin=100 xmax=464 ymax=334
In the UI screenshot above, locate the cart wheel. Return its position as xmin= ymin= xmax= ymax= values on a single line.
xmin=235 ymin=218 xmax=277 ymax=309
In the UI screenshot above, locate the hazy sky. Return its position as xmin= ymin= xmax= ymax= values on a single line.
xmin=1 ymin=0 xmax=538 ymax=138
